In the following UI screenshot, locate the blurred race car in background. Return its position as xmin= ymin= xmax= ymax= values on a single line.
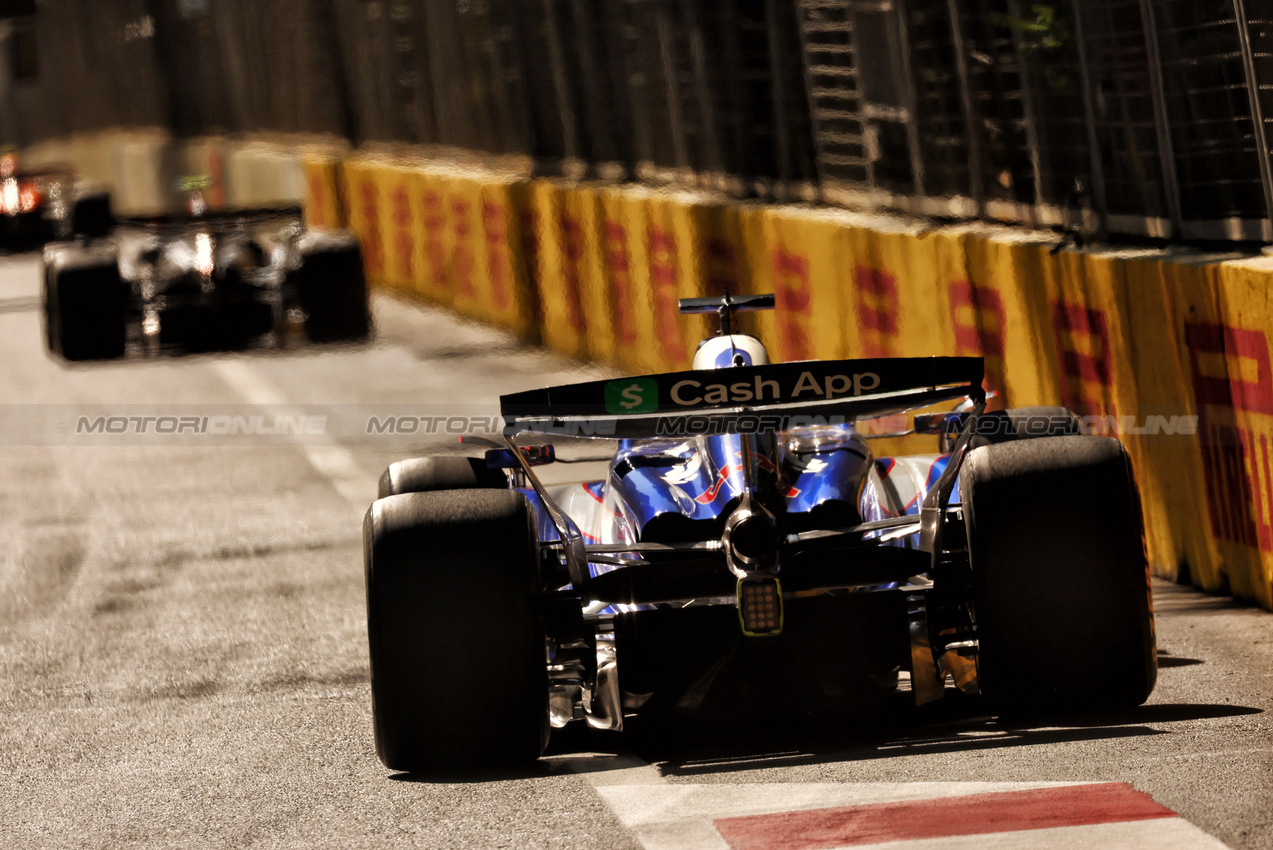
xmin=363 ymin=293 xmax=1157 ymax=771
xmin=43 ymin=204 xmax=370 ymax=360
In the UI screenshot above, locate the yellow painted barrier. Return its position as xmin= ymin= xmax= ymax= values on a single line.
xmin=413 ymin=169 xmax=453 ymax=305
xmin=439 ymin=172 xmax=488 ymax=323
xmin=375 ymin=161 xmax=423 ymax=298
xmin=607 ymin=186 xmax=688 ymax=372
xmin=546 ymin=183 xmax=612 ymax=364
xmin=340 ymin=156 xmax=388 ymax=288
xmin=301 ymin=153 xmax=343 ymax=230
xmin=926 ymin=226 xmax=1011 ymax=400
xmin=476 ymin=178 xmax=538 ymax=341
xmin=680 ymin=197 xmax=753 ymax=348
xmin=748 ymin=206 xmax=853 ymax=363
xmin=530 ymin=179 xmax=591 ymax=359
xmin=1118 ymin=252 xmax=1220 ymax=590
xmin=961 ymin=233 xmax=1058 ymax=409
xmin=594 ymin=186 xmax=646 ymax=369
xmin=1186 ymin=256 xmax=1273 ymax=607
xmin=588 ymin=186 xmax=761 ymax=373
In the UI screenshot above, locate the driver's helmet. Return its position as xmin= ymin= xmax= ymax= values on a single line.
xmin=177 ymin=174 xmax=213 ymax=216
xmin=692 ymin=334 xmax=771 ymax=370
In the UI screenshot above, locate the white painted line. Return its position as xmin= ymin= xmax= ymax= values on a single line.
xmin=558 ymin=752 xmax=1233 ymax=850
xmin=837 ymin=817 xmax=1231 ymax=850
xmin=560 ymin=753 xmax=669 ymax=786
xmin=212 ymin=359 xmax=377 ymax=513
xmin=1143 ymin=746 xmax=1273 ymax=762
xmin=0 ymin=256 xmax=42 ymax=300
xmin=593 ymin=781 xmax=1091 ymax=828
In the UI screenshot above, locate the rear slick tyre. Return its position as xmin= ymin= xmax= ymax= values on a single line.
xmin=378 ymin=456 xmax=509 ymax=498
xmin=364 ymin=489 xmax=548 ymax=772
xmin=292 ymin=231 xmax=370 ymax=343
xmin=959 ymin=435 xmax=1156 ymax=715
xmin=44 ymin=250 xmax=127 ymax=361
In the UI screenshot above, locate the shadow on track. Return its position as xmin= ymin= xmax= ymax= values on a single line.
xmin=531 ymin=690 xmax=1262 ymax=780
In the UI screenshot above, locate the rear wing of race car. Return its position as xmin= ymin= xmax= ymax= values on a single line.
xmin=500 ymin=356 xmax=986 ymax=593
xmin=115 ymin=205 xmax=304 ymax=235
xmin=501 ymin=356 xmax=985 ymax=439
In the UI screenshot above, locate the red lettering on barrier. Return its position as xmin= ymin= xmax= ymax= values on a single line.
xmin=950 ymin=280 xmax=1006 ymax=399
xmin=705 ymin=238 xmax=737 ymax=297
xmin=771 ymin=248 xmax=812 ymax=362
xmin=649 ymin=225 xmax=684 ymax=362
xmin=522 ymin=209 xmax=541 ymax=324
xmin=391 ymin=184 xmax=413 ymax=282
xmin=307 ymin=171 xmax=328 ymax=229
xmin=1186 ymin=322 xmax=1273 ymax=553
xmin=422 ymin=190 xmax=447 ymax=294
xmin=950 ymin=280 xmax=1004 ymax=356
xmin=854 ymin=266 xmax=898 ymax=357
xmin=358 ymin=180 xmax=382 ymax=275
xmin=1052 ymin=302 xmax=1112 ymax=416
xmin=604 ymin=221 xmax=636 ymax=344
xmin=208 ymin=149 xmax=226 ymax=209
xmin=481 ymin=200 xmax=511 ymax=310
xmin=1198 ymin=422 xmax=1273 ymax=553
xmin=451 ymin=198 xmax=475 ymax=299
xmin=559 ymin=211 xmax=585 ymax=332
xmin=1186 ymin=324 xmax=1273 ymax=414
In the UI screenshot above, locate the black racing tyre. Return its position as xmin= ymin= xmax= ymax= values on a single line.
xmin=71 ymin=191 xmax=114 ymax=239
xmin=43 ymin=264 xmax=59 ymax=354
xmin=959 ymin=435 xmax=1156 ymax=714
xmin=292 ymin=231 xmax=371 ymax=343
xmin=44 ymin=249 xmax=128 ymax=361
xmin=378 ymin=456 xmax=509 ymax=498
xmin=364 ymin=489 xmax=549 ymax=771
xmin=6 ymin=210 xmax=53 ymax=251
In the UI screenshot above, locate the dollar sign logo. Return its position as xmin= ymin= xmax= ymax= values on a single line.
xmin=620 ymin=383 xmax=645 ymax=409
xmin=605 ymin=377 xmax=658 ymax=414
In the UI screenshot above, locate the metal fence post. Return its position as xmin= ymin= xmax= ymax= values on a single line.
xmin=1004 ymin=0 xmax=1043 ymax=209
xmin=1137 ymin=0 xmax=1182 ymax=236
xmin=655 ymin=1 xmax=689 ymax=171
xmin=945 ymin=0 xmax=984 ymax=213
xmin=892 ymin=0 xmax=926 ymax=197
xmin=1069 ymin=0 xmax=1107 ymax=233
xmin=764 ymin=0 xmax=793 ymax=185
xmin=1232 ymin=0 xmax=1273 ymax=229
xmin=541 ymin=0 xmax=579 ymax=163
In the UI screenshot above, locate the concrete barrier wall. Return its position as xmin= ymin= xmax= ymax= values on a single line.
xmin=336 ymin=154 xmax=539 ymax=341
xmin=22 ymin=132 xmax=1273 ymax=609
xmin=24 ymin=129 xmax=171 ymax=213
xmin=22 ymin=130 xmax=345 ymax=215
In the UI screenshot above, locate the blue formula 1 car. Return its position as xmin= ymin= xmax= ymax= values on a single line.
xmin=364 ymin=294 xmax=1157 ymax=771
